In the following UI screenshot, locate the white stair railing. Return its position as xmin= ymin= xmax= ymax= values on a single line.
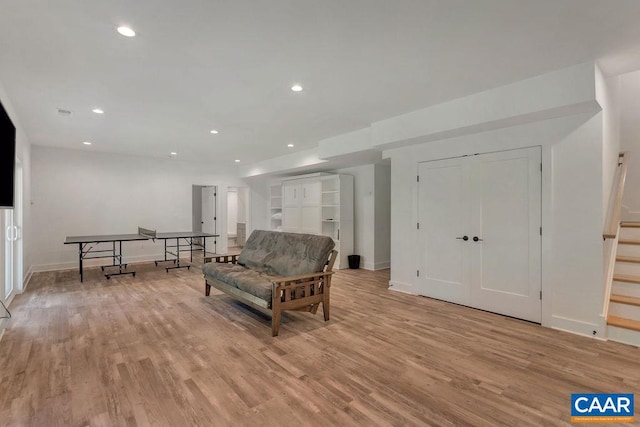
xmin=602 ymin=152 xmax=629 ymax=319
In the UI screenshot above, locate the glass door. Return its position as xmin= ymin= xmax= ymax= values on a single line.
xmin=3 ymin=159 xmax=22 ymax=303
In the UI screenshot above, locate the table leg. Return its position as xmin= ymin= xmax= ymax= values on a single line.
xmin=79 ymin=243 xmax=84 ymax=283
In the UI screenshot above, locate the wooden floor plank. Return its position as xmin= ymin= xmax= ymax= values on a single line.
xmin=0 ymin=262 xmax=638 ymax=425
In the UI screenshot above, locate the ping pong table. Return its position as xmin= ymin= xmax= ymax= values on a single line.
xmin=64 ymin=227 xmax=218 ymax=282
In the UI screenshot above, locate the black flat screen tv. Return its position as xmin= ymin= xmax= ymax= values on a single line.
xmin=0 ymin=99 xmax=16 ymax=209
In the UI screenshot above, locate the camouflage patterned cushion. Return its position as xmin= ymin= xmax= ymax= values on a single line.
xmin=202 ymin=262 xmax=275 ymax=301
xmin=237 ymin=230 xmax=335 ymax=277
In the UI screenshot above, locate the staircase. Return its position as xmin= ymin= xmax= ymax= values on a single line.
xmin=607 ymin=221 xmax=640 ymax=346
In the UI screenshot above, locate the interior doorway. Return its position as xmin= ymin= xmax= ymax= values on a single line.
xmin=192 ymin=185 xmax=217 ymax=256
xmin=227 ymin=187 xmax=248 ymax=252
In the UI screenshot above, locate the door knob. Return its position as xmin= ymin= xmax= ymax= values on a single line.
xmin=473 ymin=236 xmax=483 ymax=242
xmin=456 ymin=236 xmax=469 ymax=241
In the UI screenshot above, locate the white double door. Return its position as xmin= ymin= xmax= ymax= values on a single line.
xmin=418 ymin=147 xmax=541 ymax=322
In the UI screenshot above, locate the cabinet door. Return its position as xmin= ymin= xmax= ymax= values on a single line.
xmin=282 ymin=206 xmax=301 ymax=232
xmin=301 ymin=206 xmax=321 ymax=234
xmin=283 ymin=182 xmax=299 ymax=208
xmin=301 ymin=180 xmax=321 ymax=206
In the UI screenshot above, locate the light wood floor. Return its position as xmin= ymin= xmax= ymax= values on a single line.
xmin=1 ymin=263 xmax=639 ymax=426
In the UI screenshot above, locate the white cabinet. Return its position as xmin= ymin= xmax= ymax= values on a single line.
xmin=282 ymin=179 xmax=321 ymax=234
xmin=273 ymin=173 xmax=353 ymax=269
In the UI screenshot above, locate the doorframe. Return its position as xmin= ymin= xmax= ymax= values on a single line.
xmin=192 ymin=184 xmax=218 ymax=255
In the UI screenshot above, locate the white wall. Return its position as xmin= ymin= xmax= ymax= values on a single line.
xmin=374 ymin=163 xmax=391 ymax=269
xmin=31 ymin=147 xmax=244 ymax=270
xmin=0 ymin=77 xmax=31 ymax=300
xmin=620 ymin=70 xmax=640 ymax=219
xmin=237 ymin=187 xmax=247 ymax=224
xmin=336 ymin=165 xmax=375 ymax=269
xmin=245 ymin=177 xmax=268 ymax=232
xmin=597 ymin=67 xmax=622 ymax=226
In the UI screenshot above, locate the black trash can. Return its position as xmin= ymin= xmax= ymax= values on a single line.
xmin=348 ymin=255 xmax=360 ymax=269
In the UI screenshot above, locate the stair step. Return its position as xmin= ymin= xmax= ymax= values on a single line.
xmin=621 ymin=222 xmax=640 ymax=228
xmin=610 ymin=294 xmax=640 ymax=307
xmin=618 ymin=239 xmax=640 ymax=245
xmin=607 ymin=315 xmax=640 ymax=332
xmin=613 ymin=274 xmax=640 ymax=284
xmin=616 ymin=255 xmax=640 ymax=263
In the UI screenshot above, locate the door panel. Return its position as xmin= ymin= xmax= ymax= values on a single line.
xmin=470 ymin=147 xmax=541 ymax=322
xmin=282 ymin=207 xmax=301 ymax=232
xmin=418 ymin=158 xmax=470 ymax=305
xmin=302 ymin=180 xmax=321 ymax=206
xmin=283 ymin=182 xmax=299 ymax=207
xmin=301 ymin=206 xmax=321 ymax=234
xmin=201 ymin=186 xmax=217 ymax=235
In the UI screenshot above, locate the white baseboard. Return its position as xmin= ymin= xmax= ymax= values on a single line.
xmin=31 ymin=253 xmax=176 ymax=273
xmin=373 ymin=261 xmax=390 ymax=270
xmin=549 ymin=315 xmax=605 ymax=340
xmin=607 ymin=325 xmax=640 ymax=347
xmin=23 ymin=265 xmax=33 ymax=291
xmin=388 ymin=280 xmax=415 ymax=294
xmin=361 ymin=261 xmax=390 ymax=271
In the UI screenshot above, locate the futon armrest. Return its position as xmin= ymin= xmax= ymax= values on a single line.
xmin=203 ymin=254 xmax=239 ymax=264
xmin=271 ymin=271 xmax=334 ymax=308
xmin=271 ymin=271 xmax=334 ymax=287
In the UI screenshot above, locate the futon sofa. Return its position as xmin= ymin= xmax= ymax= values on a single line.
xmin=202 ymin=230 xmax=337 ymax=336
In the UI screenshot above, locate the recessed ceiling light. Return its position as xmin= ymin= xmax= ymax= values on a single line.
xmin=83 ymin=141 xmax=92 ymax=145
xmin=117 ymin=26 xmax=136 ymax=37
xmin=287 ymin=144 xmax=294 ymax=148
xmin=234 ymin=159 xmax=240 ymax=163
xmin=291 ymin=84 xmax=303 ymax=92
xmin=92 ymin=108 xmax=104 ymax=114
xmin=210 ymin=129 xmax=219 ymax=134
xmin=170 ymin=152 xmax=177 ymax=156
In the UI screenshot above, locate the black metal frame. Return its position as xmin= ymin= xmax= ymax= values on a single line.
xmin=76 ymin=241 xmax=135 ymax=281
xmin=154 ymin=237 xmax=207 ymax=272
xmin=66 ymin=231 xmax=216 ymax=282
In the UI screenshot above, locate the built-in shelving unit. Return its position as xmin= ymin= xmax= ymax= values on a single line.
xmin=269 ymin=183 xmax=282 ymax=231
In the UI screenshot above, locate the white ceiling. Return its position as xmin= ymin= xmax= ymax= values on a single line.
xmin=2 ymin=0 xmax=640 ymax=167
